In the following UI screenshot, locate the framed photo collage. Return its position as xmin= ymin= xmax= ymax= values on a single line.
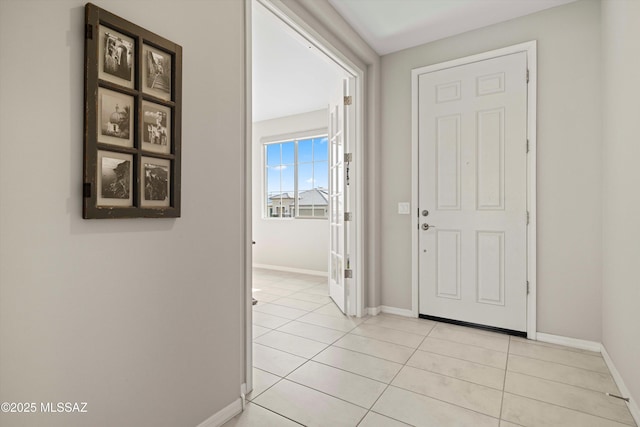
xmin=83 ymin=3 xmax=182 ymax=218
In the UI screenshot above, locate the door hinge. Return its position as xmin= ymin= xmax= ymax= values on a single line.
xmin=344 ymin=269 xmax=353 ymax=279
xmin=85 ymin=24 xmax=93 ymax=40
xmin=344 ymin=95 xmax=353 ymax=106
xmin=344 ymin=212 xmax=352 ymax=222
xmin=526 ymin=69 xmax=529 ymax=84
xmin=526 ymin=211 xmax=530 ymax=225
xmin=344 ymin=153 xmax=353 ymax=163
xmin=526 ymin=139 xmax=530 ymax=153
xmin=526 ymin=281 xmax=530 ymax=294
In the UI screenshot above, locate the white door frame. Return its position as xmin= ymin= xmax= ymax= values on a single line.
xmin=411 ymin=41 xmax=538 ymax=339
xmin=244 ymin=0 xmax=367 ymax=393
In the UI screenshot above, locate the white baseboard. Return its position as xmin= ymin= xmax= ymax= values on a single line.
xmin=601 ymin=345 xmax=640 ymax=425
xmin=253 ymin=264 xmax=327 ymax=277
xmin=380 ymin=305 xmax=416 ymax=318
xmin=536 ymin=333 xmax=602 ymax=353
xmin=367 ymin=306 xmax=381 ymax=316
xmin=196 ymin=398 xmax=242 ymax=427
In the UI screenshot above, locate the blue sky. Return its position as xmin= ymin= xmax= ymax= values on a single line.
xmin=266 ymin=137 xmax=328 ymax=196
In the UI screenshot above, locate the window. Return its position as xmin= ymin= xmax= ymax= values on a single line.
xmin=265 ymin=134 xmax=328 ymax=219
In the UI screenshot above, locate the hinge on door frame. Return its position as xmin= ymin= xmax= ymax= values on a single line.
xmin=344 ymin=153 xmax=353 ymax=163
xmin=526 ymin=281 xmax=530 ymax=294
xmin=344 ymin=95 xmax=353 ymax=106
xmin=344 ymin=212 xmax=352 ymax=222
xmin=526 ymin=211 xmax=530 ymax=225
xmin=526 ymin=139 xmax=530 ymax=153
xmin=344 ymin=269 xmax=353 ymax=279
xmin=526 ymin=69 xmax=530 ymax=83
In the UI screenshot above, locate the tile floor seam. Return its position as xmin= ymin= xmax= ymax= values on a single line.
xmin=271 ymin=327 xmax=347 ymax=346
xmin=510 ymin=342 xmax=606 ymax=360
xmin=499 ymin=333 xmax=511 ymax=423
xmin=295 ymin=317 xmax=361 ymax=334
xmin=415 ymin=346 xmax=506 ymax=370
xmin=347 ymin=331 xmax=422 ymax=350
xmin=247 ymin=374 xmax=286 ymax=402
xmin=403 ymin=358 xmax=506 ymax=391
xmin=510 ymin=337 xmax=602 ymax=356
xmin=248 ymin=400 xmax=307 ymax=426
xmin=506 ymin=351 xmax=611 ymax=374
xmin=506 ymin=367 xmax=621 ymax=394
xmin=252 ymin=339 xmax=328 ymax=361
xmin=331 ymin=342 xmax=413 ymax=365
xmin=282 ymin=376 xmax=379 ymax=411
xmin=360 ymin=320 xmax=435 ymax=336
xmin=425 ymin=334 xmax=509 ymax=353
xmin=308 ymin=359 xmax=394 ymax=385
xmin=501 ymin=390 xmax=636 ymax=426
xmin=365 ymin=410 xmax=415 ymax=426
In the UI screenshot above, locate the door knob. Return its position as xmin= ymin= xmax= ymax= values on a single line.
xmin=421 ymin=223 xmax=434 ymax=231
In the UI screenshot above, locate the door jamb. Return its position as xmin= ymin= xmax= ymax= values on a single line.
xmin=410 ymin=41 xmax=537 ymax=339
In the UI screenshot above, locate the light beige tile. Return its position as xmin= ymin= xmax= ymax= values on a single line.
xmin=277 ymin=320 xmax=346 ymax=344
xmin=252 ymin=311 xmax=291 ymax=329
xmin=250 ymin=291 xmax=282 ymax=303
xmin=313 ymin=345 xmax=403 ymax=383
xmin=510 ymin=336 xmax=600 ymax=356
xmin=502 ymin=392 xmax=632 ymax=427
xmin=222 ymin=402 xmax=299 ymax=427
xmin=287 ymin=292 xmax=332 ymax=305
xmin=313 ymin=302 xmax=350 ymax=318
xmin=508 ymin=354 xmax=618 ymax=393
xmin=297 ymin=312 xmax=362 ymax=332
xmin=334 ymin=334 xmax=415 ymax=364
xmin=392 ymin=366 xmax=503 ymax=418
xmin=246 ymin=368 xmax=280 ymax=401
xmin=407 ymin=349 xmax=505 ymax=389
xmin=419 ymin=337 xmax=507 ymax=369
xmin=364 ymin=315 xmax=436 ymax=335
xmin=509 ymin=340 xmax=609 ymax=373
xmin=429 ymin=323 xmax=509 ymax=352
xmin=358 ymin=412 xmax=411 ymax=426
xmin=252 ymin=325 xmax=271 ymax=339
xmin=254 ymin=303 xmax=309 ymax=320
xmin=270 ymin=297 xmax=323 ymax=312
xmin=373 ymin=386 xmax=499 ymax=427
xmin=304 ymin=285 xmax=331 ymax=296
xmin=351 ymin=323 xmax=425 ymax=348
xmin=252 ymin=344 xmax=306 ymax=377
xmin=268 ymin=279 xmax=316 ymax=291
xmin=255 ymin=331 xmax=328 ymax=359
xmin=287 ymin=361 xmax=387 ymax=409
xmin=253 ymin=286 xmax=296 ymax=297
xmin=504 ymin=371 xmax=635 ymax=425
xmin=253 ymin=379 xmax=367 ymax=427
xmin=499 ymin=421 xmax=523 ymax=427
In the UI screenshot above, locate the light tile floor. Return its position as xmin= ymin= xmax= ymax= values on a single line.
xmin=224 ymin=269 xmax=637 ymax=427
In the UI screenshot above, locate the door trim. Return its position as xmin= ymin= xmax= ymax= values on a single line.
xmin=411 ymin=41 xmax=537 ymax=339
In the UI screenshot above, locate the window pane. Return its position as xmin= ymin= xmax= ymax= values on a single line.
xmin=281 ymin=167 xmax=294 ymax=196
xmin=313 ymin=137 xmax=328 ymax=161
xmin=298 ymin=138 xmax=313 ymax=163
xmin=281 ymin=141 xmax=294 ymax=165
xmin=298 ymin=163 xmax=313 ymax=191
xmin=266 ymin=167 xmax=281 ymax=195
xmin=315 ymin=161 xmax=328 ymax=190
xmin=266 ymin=143 xmax=281 ymax=167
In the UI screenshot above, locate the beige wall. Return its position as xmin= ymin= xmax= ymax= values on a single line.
xmin=252 ymin=110 xmax=329 ymax=273
xmin=380 ymin=0 xmax=603 ymax=340
xmin=601 ymin=0 xmax=640 ymax=409
xmin=0 ymin=1 xmax=246 ymax=426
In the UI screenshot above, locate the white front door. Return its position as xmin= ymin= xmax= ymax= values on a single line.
xmin=418 ymin=52 xmax=528 ymax=332
xmin=328 ymin=78 xmax=354 ymax=314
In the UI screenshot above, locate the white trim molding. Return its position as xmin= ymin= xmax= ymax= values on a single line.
xmin=536 ymin=333 xmax=601 ymax=353
xmin=410 ymin=41 xmax=538 ymax=338
xmin=601 ymin=345 xmax=640 ymax=425
xmin=252 ymin=264 xmax=328 ymax=277
xmin=196 ymin=398 xmax=243 ymax=427
xmin=380 ymin=305 xmax=415 ymax=318
xmin=366 ymin=306 xmax=381 ymax=316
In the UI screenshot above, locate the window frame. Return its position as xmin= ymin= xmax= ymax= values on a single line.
xmin=262 ymin=128 xmax=328 ymax=220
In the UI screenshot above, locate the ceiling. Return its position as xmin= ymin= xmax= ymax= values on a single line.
xmin=327 ymin=0 xmax=577 ymax=55
xmin=253 ymin=0 xmax=578 ymax=122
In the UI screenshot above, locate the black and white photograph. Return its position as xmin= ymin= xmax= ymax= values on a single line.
xmin=97 ymin=151 xmax=133 ymax=207
xmin=141 ymin=101 xmax=171 ymax=154
xmin=98 ymin=88 xmax=133 ymax=147
xmin=142 ymin=44 xmax=172 ymax=100
xmin=141 ymin=157 xmax=170 ymax=207
xmin=98 ymin=26 xmax=135 ymax=89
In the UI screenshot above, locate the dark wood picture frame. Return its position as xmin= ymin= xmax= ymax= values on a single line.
xmin=83 ymin=3 xmax=182 ymax=219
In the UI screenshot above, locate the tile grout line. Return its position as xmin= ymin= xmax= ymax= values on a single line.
xmin=499 ymin=335 xmax=511 ymax=423
xmin=506 ymin=351 xmax=612 ymax=375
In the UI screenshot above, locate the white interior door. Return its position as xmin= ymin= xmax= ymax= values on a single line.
xmin=328 ymin=78 xmax=353 ymax=314
xmin=418 ymin=52 xmax=528 ymax=332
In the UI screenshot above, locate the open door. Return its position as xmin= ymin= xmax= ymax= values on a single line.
xmin=328 ymin=77 xmax=354 ymax=314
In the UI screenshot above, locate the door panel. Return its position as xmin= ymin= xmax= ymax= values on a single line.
xmin=418 ymin=52 xmax=528 ymax=332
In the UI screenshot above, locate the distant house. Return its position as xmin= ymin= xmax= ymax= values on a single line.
xmin=268 ymin=187 xmax=328 ymax=218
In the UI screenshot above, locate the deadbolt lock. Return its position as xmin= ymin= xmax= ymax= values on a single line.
xmin=422 ymin=210 xmax=429 ymax=217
